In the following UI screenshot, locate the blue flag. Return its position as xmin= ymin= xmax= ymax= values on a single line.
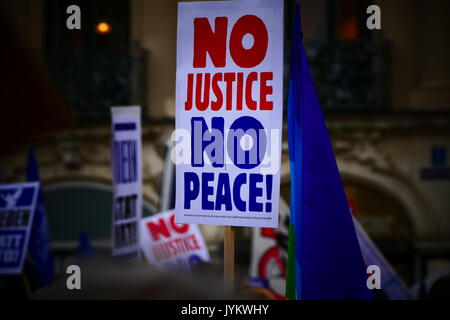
xmin=26 ymin=148 xmax=54 ymax=289
xmin=286 ymin=5 xmax=372 ymax=300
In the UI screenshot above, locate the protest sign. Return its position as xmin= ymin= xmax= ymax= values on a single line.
xmin=111 ymin=106 xmax=143 ymax=258
xmin=175 ymin=0 xmax=284 ymax=228
xmin=140 ymin=211 xmax=209 ymax=270
xmin=0 ymin=182 xmax=39 ymax=275
xmin=26 ymin=148 xmax=54 ymax=288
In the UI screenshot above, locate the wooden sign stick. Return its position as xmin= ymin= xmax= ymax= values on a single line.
xmin=224 ymin=225 xmax=235 ymax=291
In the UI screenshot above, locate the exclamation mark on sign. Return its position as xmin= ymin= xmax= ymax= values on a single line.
xmin=265 ymin=174 xmax=273 ymax=212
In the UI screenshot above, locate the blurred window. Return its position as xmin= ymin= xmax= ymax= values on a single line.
xmin=297 ymin=0 xmax=391 ymax=110
xmin=327 ymin=0 xmax=374 ymax=41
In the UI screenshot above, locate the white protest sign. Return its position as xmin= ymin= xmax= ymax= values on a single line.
xmin=140 ymin=211 xmax=210 ymax=270
xmin=0 ymin=182 xmax=39 ymax=275
xmin=111 ymin=106 xmax=143 ymax=258
xmin=175 ymin=0 xmax=284 ymax=228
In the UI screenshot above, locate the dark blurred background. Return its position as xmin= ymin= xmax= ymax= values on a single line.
xmin=0 ymin=0 xmax=449 ymax=299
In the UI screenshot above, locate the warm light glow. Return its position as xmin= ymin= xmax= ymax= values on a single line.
xmin=95 ymin=22 xmax=112 ymax=34
xmin=338 ymin=17 xmax=359 ymax=40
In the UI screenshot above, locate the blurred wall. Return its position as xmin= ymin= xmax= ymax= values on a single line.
xmin=131 ymin=0 xmax=177 ymax=119
xmin=0 ymin=0 xmax=449 ymax=284
xmin=377 ymin=0 xmax=450 ymax=110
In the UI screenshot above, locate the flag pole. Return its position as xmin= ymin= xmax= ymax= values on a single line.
xmin=224 ymin=225 xmax=235 ymax=291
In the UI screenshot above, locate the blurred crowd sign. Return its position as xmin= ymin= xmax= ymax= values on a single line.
xmin=111 ymin=106 xmax=143 ymax=258
xmin=353 ymin=217 xmax=411 ymax=299
xmin=0 ymin=182 xmax=39 ymax=275
xmin=140 ymin=211 xmax=209 ymax=270
xmin=249 ymin=200 xmax=289 ymax=299
xmin=175 ymin=0 xmax=284 ymax=228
